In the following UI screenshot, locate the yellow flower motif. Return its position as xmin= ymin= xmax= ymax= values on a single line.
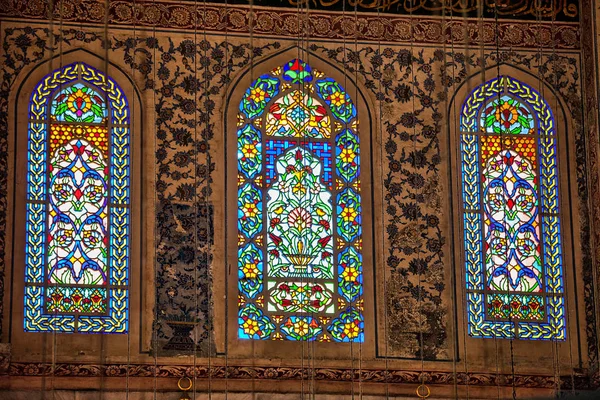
xmin=341 ymin=266 xmax=358 ymax=283
xmin=495 ymin=102 xmax=518 ymax=125
xmin=243 ymin=202 xmax=258 ymax=218
xmin=292 ymin=90 xmax=305 ymax=103
xmin=343 ymin=322 xmax=360 ymax=339
xmin=292 ymin=182 xmax=306 ymax=196
xmin=329 ymin=91 xmax=346 ymax=107
xmin=243 ymin=318 xmax=260 ymax=335
xmin=273 ymin=206 xmax=284 ymax=215
xmin=340 ymin=206 xmax=357 ymax=223
xmin=242 ymin=262 xmax=258 ymax=279
xmin=249 ymin=87 xmax=267 ymax=103
xmin=340 ymin=148 xmax=355 ymax=163
xmin=293 ymin=320 xmax=309 ymax=337
xmin=67 ymin=88 xmax=92 ymax=115
xmin=242 ymin=143 xmax=258 ymax=158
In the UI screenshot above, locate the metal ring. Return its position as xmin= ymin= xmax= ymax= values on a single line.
xmin=416 ymin=383 xmax=431 ymax=399
xmin=178 ymin=376 xmax=193 ymax=391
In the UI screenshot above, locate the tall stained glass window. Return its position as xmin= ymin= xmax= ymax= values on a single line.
xmin=236 ymin=59 xmax=364 ymax=342
xmin=460 ymin=76 xmax=565 ymax=340
xmin=25 ymin=62 xmax=130 ymax=333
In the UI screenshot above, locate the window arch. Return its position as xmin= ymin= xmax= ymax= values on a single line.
xmin=236 ymin=59 xmax=364 ymax=342
xmin=25 ymin=62 xmax=130 ymax=333
xmin=460 ymin=76 xmax=565 ymax=340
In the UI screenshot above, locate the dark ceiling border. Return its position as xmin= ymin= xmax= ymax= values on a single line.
xmin=0 ymin=0 xmax=581 ymax=49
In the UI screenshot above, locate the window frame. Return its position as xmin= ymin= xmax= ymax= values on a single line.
xmin=449 ymin=66 xmax=585 ymax=371
xmin=5 ymin=50 xmax=151 ymax=361
xmin=218 ymin=50 xmax=377 ymax=359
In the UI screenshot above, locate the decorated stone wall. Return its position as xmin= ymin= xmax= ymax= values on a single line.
xmin=0 ymin=0 xmax=598 ymax=395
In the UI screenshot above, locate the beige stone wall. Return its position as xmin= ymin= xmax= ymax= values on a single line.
xmin=0 ymin=9 xmax=596 ymax=397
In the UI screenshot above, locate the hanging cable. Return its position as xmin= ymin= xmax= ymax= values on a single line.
xmin=125 ymin=0 xmax=137 ymax=397
xmin=151 ymin=0 xmax=159 ymax=393
xmin=491 ymin=3 xmax=517 ymax=398
xmin=99 ymin=0 xmax=110 ymax=395
xmin=550 ymin=1 xmax=578 ymax=395
xmin=452 ymin=2 xmax=471 ymax=398
xmin=201 ymin=0 xmax=213 ymax=396
xmin=223 ymin=0 xmax=230 ymax=395
xmin=352 ymin=2 xmax=364 ymax=398
xmin=488 ymin=1 xmax=502 ymax=397
xmin=373 ymin=3 xmax=390 ymax=399
xmin=49 ymin=0 xmax=58 ymax=395
xmin=439 ymin=1 xmax=460 ymax=398
xmin=407 ymin=0 xmax=429 ymax=397
xmin=472 ymin=2 xmax=502 ymax=399
xmin=192 ymin=0 xmax=199 ymax=395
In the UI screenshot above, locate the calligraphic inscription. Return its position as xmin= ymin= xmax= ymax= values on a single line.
xmin=230 ymin=0 xmax=578 ymax=21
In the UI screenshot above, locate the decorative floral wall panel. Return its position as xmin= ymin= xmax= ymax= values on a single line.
xmin=0 ymin=26 xmax=594 ymax=365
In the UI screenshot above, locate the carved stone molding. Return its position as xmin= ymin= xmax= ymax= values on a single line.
xmin=0 ymin=0 xmax=581 ymax=49
xmin=7 ymin=362 xmax=597 ymax=389
xmin=0 ymin=344 xmax=11 ymax=375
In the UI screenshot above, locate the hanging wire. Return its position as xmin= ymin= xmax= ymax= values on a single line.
xmin=532 ymin=4 xmax=561 ymax=398
xmin=247 ymin=1 xmax=257 ymax=394
xmin=296 ymin=0 xmax=308 ymax=395
xmin=200 ymin=0 xmax=216 ymax=395
xmin=192 ymin=0 xmax=199 ymax=394
xmin=223 ymin=0 xmax=230 ymax=395
xmin=301 ymin=1 xmax=317 ymax=397
xmin=100 ymin=0 xmax=110 ymax=395
xmin=489 ymin=8 xmax=502 ymax=400
xmin=202 ymin=0 xmax=214 ymax=396
xmin=407 ymin=0 xmax=429 ymax=397
xmin=352 ymin=2 xmax=363 ymax=398
xmin=491 ymin=4 xmax=517 ymax=399
xmin=338 ymin=0 xmax=353 ymax=395
xmin=452 ymin=2 xmax=471 ymax=398
xmin=470 ymin=2 xmax=503 ymax=398
xmin=49 ymin=0 xmax=58 ymax=395
xmin=373 ymin=2 xmax=390 ymax=399
xmin=549 ymin=0 xmax=578 ymax=395
xmin=439 ymin=2 xmax=460 ymax=398
xmin=487 ymin=1 xmax=502 ymax=397
xmin=125 ymin=0 xmax=137 ymax=396
xmin=152 ymin=0 xmax=159 ymax=392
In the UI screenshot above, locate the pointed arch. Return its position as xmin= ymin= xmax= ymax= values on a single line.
xmin=458 ymin=74 xmax=566 ymax=340
xmin=235 ymin=58 xmax=364 ymax=342
xmin=24 ymin=61 xmax=130 ymax=333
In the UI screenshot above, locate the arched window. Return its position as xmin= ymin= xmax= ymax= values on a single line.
xmin=236 ymin=59 xmax=363 ymax=342
xmin=460 ymin=76 xmax=565 ymax=340
xmin=25 ymin=62 xmax=130 ymax=333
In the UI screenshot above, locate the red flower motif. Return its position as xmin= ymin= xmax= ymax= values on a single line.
xmin=269 ymin=233 xmax=282 ymax=246
xmin=319 ymin=220 xmax=330 ymax=230
xmin=269 ymin=249 xmax=280 ymax=257
xmin=318 ymin=236 xmax=331 ymax=247
xmin=279 ymin=284 xmax=290 ymax=292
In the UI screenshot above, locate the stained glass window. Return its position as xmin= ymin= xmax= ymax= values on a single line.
xmin=460 ymin=76 xmax=565 ymax=340
xmin=236 ymin=59 xmax=363 ymax=342
xmin=25 ymin=62 xmax=130 ymax=333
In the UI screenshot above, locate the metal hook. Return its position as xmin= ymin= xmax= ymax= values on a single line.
xmin=416 ymin=383 xmax=431 ymax=399
xmin=178 ymin=376 xmax=193 ymax=400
